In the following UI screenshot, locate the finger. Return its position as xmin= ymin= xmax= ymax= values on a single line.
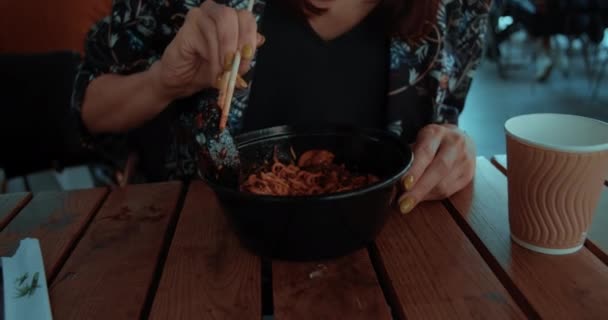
xmin=180 ymin=8 xmax=207 ymax=57
xmin=401 ymin=125 xmax=442 ymax=192
xmin=187 ymin=8 xmax=221 ymax=84
xmin=204 ymin=2 xmax=240 ymax=72
xmin=257 ymin=32 xmax=266 ymax=47
xmin=236 ymin=74 xmax=249 ymax=89
xmin=425 ymin=169 xmax=464 ymax=201
xmin=213 ymin=74 xmax=222 ymax=89
xmin=398 ymin=143 xmax=457 ymax=214
xmin=236 ymin=10 xmax=257 ymax=74
xmin=213 ymin=73 xmax=246 ymax=92
xmin=428 ymin=172 xmax=472 ymax=201
xmin=427 ymin=155 xmax=475 ymax=200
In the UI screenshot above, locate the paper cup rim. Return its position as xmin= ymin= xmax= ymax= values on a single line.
xmin=505 ymin=113 xmax=608 ymax=153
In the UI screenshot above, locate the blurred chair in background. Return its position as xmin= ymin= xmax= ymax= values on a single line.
xmin=486 ymin=0 xmax=608 ymax=82
xmin=486 ymin=0 xmax=537 ymax=78
xmin=592 ymin=30 xmax=608 ymax=98
xmin=0 ymin=52 xmax=118 ymax=192
xmin=0 ymin=0 xmax=117 ymax=193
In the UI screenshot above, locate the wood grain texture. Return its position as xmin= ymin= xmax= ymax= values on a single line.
xmin=374 ymin=201 xmax=524 ymax=319
xmin=273 ymin=249 xmax=391 ymax=320
xmin=50 ymin=182 xmax=181 ymax=320
xmin=0 ymin=192 xmax=31 ymax=230
xmin=448 ymin=158 xmax=608 ymax=319
xmin=491 ymin=154 xmax=608 ymax=265
xmin=149 ymin=181 xmax=261 ymax=320
xmin=0 ymin=189 xmax=107 ymax=280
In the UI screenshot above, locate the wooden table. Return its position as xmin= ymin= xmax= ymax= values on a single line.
xmin=1 ymin=156 xmax=607 ymax=319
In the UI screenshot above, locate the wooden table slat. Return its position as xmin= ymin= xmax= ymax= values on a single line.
xmin=0 ymin=189 xmax=107 ymax=280
xmin=273 ymin=250 xmax=391 ymax=320
xmin=50 ymin=182 xmax=182 ymax=320
xmin=0 ymin=192 xmax=31 ymax=230
xmin=374 ymin=201 xmax=525 ymax=319
xmin=491 ymin=154 xmax=608 ymax=265
xmin=149 ymin=181 xmax=261 ymax=320
xmin=448 ymin=158 xmax=608 ymax=319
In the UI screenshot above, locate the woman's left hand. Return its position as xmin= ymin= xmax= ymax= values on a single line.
xmin=398 ymin=124 xmax=476 ymax=214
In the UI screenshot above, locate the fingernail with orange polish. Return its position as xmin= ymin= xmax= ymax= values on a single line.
xmin=242 ymin=44 xmax=254 ymax=60
xmin=403 ymin=175 xmax=415 ymax=191
xmin=399 ymin=196 xmax=416 ymax=215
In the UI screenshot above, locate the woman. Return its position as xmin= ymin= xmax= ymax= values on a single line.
xmin=73 ymin=0 xmax=488 ymax=214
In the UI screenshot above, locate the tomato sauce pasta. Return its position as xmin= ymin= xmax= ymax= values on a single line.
xmin=240 ymin=149 xmax=379 ymax=196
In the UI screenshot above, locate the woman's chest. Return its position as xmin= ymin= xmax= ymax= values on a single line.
xmin=154 ymin=0 xmax=440 ymax=83
xmin=242 ymin=0 xmax=390 ymax=131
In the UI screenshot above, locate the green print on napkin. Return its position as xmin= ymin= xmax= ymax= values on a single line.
xmin=14 ymin=272 xmax=40 ymax=298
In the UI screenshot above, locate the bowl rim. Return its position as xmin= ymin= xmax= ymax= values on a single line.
xmin=200 ymin=125 xmax=414 ymax=202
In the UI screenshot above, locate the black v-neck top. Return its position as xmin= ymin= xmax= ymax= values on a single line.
xmin=242 ymin=0 xmax=389 ymax=132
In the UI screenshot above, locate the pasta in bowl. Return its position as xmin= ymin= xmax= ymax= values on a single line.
xmin=199 ymin=125 xmax=413 ymax=261
xmin=240 ymin=149 xmax=380 ymax=196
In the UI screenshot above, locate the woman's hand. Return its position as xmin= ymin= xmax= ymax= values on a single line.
xmin=398 ymin=124 xmax=476 ymax=214
xmin=154 ymin=1 xmax=262 ymax=100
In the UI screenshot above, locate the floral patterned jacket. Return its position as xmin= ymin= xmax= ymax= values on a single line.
xmin=72 ymin=0 xmax=490 ymax=180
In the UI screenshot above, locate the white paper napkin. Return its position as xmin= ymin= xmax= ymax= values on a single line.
xmin=2 ymin=238 xmax=53 ymax=320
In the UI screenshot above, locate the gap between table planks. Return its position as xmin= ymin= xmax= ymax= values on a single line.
xmin=49 ymin=182 xmax=182 ymax=320
xmin=0 ymin=188 xmax=108 ymax=282
xmin=373 ymin=200 xmax=525 ymax=319
xmin=491 ymin=154 xmax=608 ymax=265
xmin=446 ymin=157 xmax=608 ymax=319
xmin=149 ymin=181 xmax=261 ymax=320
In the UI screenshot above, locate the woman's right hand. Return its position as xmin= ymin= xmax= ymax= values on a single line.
xmin=155 ymin=1 xmax=261 ymax=100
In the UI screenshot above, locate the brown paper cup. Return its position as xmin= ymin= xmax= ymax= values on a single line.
xmin=505 ymin=114 xmax=608 ymax=255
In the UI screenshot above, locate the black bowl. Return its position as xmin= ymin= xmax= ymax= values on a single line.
xmin=201 ymin=125 xmax=413 ymax=261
